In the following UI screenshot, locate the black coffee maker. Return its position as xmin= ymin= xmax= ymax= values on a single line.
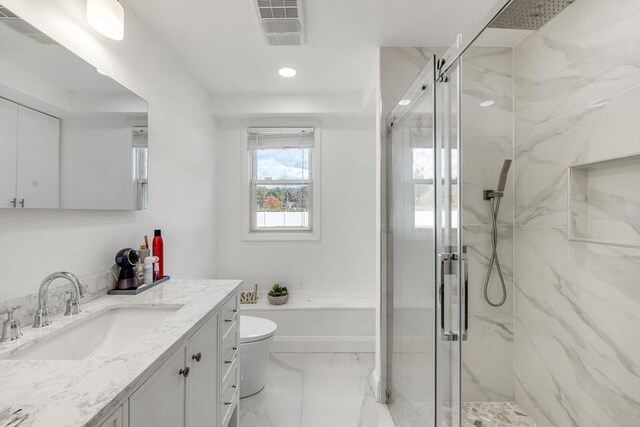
xmin=115 ymin=248 xmax=140 ymax=289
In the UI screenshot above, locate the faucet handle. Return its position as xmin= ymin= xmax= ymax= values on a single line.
xmin=0 ymin=305 xmax=23 ymax=342
xmin=64 ymin=291 xmax=81 ymax=316
xmin=0 ymin=305 xmax=21 ymax=316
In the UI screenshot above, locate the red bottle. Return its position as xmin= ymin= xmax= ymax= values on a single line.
xmin=152 ymin=229 xmax=164 ymax=279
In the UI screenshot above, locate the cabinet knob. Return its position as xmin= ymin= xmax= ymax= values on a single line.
xmin=192 ymin=352 xmax=202 ymax=362
xmin=179 ymin=367 xmax=190 ymax=378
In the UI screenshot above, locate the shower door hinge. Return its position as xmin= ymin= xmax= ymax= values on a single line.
xmin=385 ymin=386 xmax=391 ymax=401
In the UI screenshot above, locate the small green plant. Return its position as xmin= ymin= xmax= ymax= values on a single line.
xmin=268 ymin=283 xmax=288 ymax=297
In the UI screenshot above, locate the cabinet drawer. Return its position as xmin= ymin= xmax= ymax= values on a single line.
xmin=220 ymin=293 xmax=239 ymax=341
xmin=220 ymin=360 xmax=239 ymax=427
xmin=220 ymin=323 xmax=239 ymax=384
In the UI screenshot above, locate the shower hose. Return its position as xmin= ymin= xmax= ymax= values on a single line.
xmin=483 ymin=195 xmax=507 ymax=307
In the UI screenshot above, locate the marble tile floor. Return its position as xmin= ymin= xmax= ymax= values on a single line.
xmin=462 ymin=402 xmax=538 ymax=427
xmin=239 ymin=353 xmax=394 ymax=427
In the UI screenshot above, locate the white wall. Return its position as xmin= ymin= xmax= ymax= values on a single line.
xmin=512 ymin=1 xmax=640 ymax=425
xmin=0 ymin=0 xmax=218 ymax=300
xmin=215 ymin=117 xmax=377 ymax=299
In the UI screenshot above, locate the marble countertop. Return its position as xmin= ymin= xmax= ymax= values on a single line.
xmin=0 ymin=279 xmax=242 ymax=427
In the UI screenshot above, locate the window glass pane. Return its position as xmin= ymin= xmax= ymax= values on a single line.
xmin=413 ymin=148 xmax=458 ymax=180
xmin=414 ymin=183 xmax=458 ymax=228
xmin=255 ymin=184 xmax=309 ymax=229
xmin=413 ymin=148 xmax=433 ymax=180
xmin=256 ymin=148 xmax=309 ymax=180
xmin=415 ymin=183 xmax=434 ymax=228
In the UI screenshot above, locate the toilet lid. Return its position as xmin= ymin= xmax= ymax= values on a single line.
xmin=240 ymin=315 xmax=277 ymax=344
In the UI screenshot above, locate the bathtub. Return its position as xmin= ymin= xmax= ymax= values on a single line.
xmin=239 ymin=293 xmax=375 ymax=352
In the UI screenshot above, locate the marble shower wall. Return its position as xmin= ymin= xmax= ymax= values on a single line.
xmin=513 ymin=0 xmax=640 ymax=425
xmin=461 ymin=47 xmax=515 ymax=402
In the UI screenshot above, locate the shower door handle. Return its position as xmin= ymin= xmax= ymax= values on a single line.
xmin=439 ymin=250 xmax=468 ymax=342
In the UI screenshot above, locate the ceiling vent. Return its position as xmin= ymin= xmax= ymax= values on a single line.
xmin=255 ymin=0 xmax=305 ymax=46
xmin=0 ymin=6 xmax=58 ymax=45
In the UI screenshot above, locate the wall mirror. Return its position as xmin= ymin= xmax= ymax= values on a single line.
xmin=0 ymin=5 xmax=148 ymax=211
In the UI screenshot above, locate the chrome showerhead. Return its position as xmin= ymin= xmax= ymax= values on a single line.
xmin=488 ymin=0 xmax=577 ymax=31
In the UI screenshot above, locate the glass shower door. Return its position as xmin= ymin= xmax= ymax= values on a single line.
xmin=387 ymin=55 xmax=438 ymax=427
xmin=434 ymin=45 xmax=465 ymax=427
xmin=387 ymin=45 xmax=465 ymax=427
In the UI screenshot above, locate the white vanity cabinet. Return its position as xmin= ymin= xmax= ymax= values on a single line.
xmin=122 ymin=292 xmax=239 ymax=427
xmin=129 ymin=344 xmax=187 ymax=427
xmin=187 ymin=311 xmax=219 ymax=426
xmin=0 ymin=97 xmax=60 ymax=209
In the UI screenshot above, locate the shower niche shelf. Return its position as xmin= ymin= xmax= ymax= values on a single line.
xmin=568 ymin=154 xmax=640 ymax=248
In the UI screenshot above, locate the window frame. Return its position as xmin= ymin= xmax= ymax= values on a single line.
xmin=241 ymin=124 xmax=321 ymax=242
xmin=401 ymin=126 xmax=458 ymax=240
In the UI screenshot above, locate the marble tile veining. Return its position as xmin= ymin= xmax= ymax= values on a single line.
xmin=514 ymin=318 xmax=640 ymax=427
xmin=515 ymin=225 xmax=640 ymax=377
xmin=514 ymin=0 xmax=640 ymax=133
xmin=461 ymin=47 xmax=514 ymax=138
xmin=514 ymin=86 xmax=640 ymax=227
xmin=239 ymin=353 xmax=394 ymax=427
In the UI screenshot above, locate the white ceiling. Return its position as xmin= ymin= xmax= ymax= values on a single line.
xmin=126 ymin=0 xmax=514 ymax=99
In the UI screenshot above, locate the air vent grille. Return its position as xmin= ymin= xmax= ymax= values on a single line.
xmin=255 ymin=0 xmax=304 ymax=46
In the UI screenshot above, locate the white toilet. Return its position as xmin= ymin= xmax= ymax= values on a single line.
xmin=239 ymin=315 xmax=277 ymax=398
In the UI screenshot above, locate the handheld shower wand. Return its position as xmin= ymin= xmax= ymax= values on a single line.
xmin=482 ymin=159 xmax=511 ymax=307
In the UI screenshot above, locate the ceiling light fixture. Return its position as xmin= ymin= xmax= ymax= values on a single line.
xmin=480 ymin=100 xmax=495 ymax=107
xmin=398 ymin=99 xmax=411 ymax=106
xmin=87 ymin=0 xmax=124 ymax=41
xmin=96 ymin=68 xmax=108 ymax=76
xmin=278 ymin=67 xmax=297 ymax=78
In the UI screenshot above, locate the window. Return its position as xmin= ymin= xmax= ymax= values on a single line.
xmin=132 ymin=126 xmax=148 ymax=210
xmin=403 ymin=126 xmax=458 ymax=236
xmin=244 ymin=126 xmax=321 ymax=240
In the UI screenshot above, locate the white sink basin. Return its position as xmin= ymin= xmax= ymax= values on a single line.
xmin=10 ymin=307 xmax=180 ymax=360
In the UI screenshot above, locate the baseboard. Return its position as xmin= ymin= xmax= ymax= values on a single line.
xmin=270 ymin=336 xmax=375 ymax=353
xmin=368 ymin=369 xmax=382 ymax=402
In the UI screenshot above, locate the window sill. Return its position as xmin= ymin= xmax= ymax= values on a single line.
xmin=242 ymin=230 xmax=320 ymax=242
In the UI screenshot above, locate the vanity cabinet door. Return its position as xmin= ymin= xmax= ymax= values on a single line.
xmin=129 ymin=344 xmax=187 ymax=427
xmin=0 ymin=98 xmax=18 ymax=208
xmin=187 ymin=314 xmax=218 ymax=427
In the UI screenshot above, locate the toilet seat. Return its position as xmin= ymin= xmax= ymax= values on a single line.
xmin=240 ymin=315 xmax=277 ymax=344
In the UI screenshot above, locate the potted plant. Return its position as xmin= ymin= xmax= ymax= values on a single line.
xmin=267 ymin=283 xmax=289 ymax=305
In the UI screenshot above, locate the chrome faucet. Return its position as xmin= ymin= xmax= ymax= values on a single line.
xmin=33 ymin=272 xmax=86 ymax=328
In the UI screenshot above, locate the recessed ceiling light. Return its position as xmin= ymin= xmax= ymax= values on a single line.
xmin=96 ymin=68 xmax=108 ymax=76
xmin=398 ymin=99 xmax=411 ymax=106
xmin=87 ymin=0 xmax=124 ymax=41
xmin=480 ymin=100 xmax=495 ymax=107
xmin=278 ymin=67 xmax=297 ymax=78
